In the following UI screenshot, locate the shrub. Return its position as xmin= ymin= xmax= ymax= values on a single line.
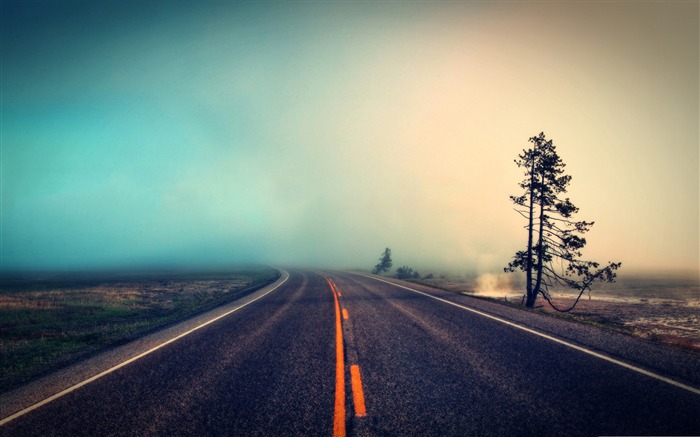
xmin=394 ymin=266 xmax=420 ymax=280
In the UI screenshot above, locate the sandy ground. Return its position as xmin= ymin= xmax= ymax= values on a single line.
xmin=416 ymin=277 xmax=700 ymax=353
xmin=535 ymin=297 xmax=700 ymax=352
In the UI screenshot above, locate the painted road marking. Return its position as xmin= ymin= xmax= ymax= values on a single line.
xmin=326 ymin=278 xmax=346 ymax=437
xmin=342 ymin=309 xmax=349 ymax=320
xmin=350 ymin=365 xmax=367 ymax=417
xmin=358 ymin=273 xmax=700 ymax=396
xmin=0 ymin=270 xmax=291 ymax=426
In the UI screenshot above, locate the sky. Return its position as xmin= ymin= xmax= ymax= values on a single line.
xmin=1 ymin=1 xmax=698 ymax=274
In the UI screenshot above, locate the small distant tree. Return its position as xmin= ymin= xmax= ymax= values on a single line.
xmin=394 ymin=266 xmax=420 ymax=279
xmin=505 ymin=132 xmax=621 ymax=311
xmin=372 ymin=248 xmax=393 ymax=274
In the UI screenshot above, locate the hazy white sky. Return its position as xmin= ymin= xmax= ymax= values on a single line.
xmin=1 ymin=1 xmax=698 ymax=273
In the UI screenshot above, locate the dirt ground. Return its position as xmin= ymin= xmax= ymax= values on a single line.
xmin=541 ymin=297 xmax=699 ymax=352
xmin=416 ymin=276 xmax=700 ymax=354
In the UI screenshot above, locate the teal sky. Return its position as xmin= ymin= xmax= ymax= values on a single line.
xmin=1 ymin=1 xmax=698 ymax=273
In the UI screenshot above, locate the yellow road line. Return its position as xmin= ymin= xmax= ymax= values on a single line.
xmin=350 ymin=365 xmax=367 ymax=417
xmin=326 ymin=278 xmax=346 ymax=437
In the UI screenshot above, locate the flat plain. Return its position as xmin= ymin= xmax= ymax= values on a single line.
xmin=413 ymin=272 xmax=700 ymax=353
xmin=0 ymin=266 xmax=279 ymax=393
xmin=3 ymin=269 xmax=698 ymax=437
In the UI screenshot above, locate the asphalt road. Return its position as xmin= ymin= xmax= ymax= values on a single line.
xmin=2 ymin=269 xmax=699 ymax=436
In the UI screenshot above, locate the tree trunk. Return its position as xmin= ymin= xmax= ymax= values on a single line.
xmin=525 ymin=156 xmax=536 ymax=307
xmin=532 ymin=167 xmax=546 ymax=305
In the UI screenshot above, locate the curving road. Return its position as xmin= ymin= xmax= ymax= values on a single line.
xmin=1 ymin=269 xmax=699 ymax=436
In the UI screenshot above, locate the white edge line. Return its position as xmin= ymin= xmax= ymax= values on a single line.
xmin=0 ymin=270 xmax=290 ymax=426
xmin=356 ymin=273 xmax=700 ymax=396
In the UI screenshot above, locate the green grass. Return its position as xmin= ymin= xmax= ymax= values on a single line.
xmin=0 ymin=266 xmax=279 ymax=393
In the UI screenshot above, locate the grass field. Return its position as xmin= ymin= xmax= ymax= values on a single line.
xmin=0 ymin=266 xmax=280 ymax=393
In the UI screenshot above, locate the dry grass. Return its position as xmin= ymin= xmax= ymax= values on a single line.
xmin=0 ymin=267 xmax=279 ymax=393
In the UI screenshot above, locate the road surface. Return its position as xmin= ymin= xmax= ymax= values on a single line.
xmin=1 ymin=269 xmax=699 ymax=436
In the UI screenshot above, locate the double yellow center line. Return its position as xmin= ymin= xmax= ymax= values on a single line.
xmin=326 ymin=278 xmax=367 ymax=437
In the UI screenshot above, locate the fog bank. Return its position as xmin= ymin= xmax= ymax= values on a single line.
xmin=2 ymin=1 xmax=698 ymax=274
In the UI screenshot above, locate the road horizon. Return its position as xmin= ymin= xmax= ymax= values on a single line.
xmin=2 ymin=269 xmax=699 ymax=436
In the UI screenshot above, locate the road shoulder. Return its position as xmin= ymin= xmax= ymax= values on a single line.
xmin=0 ymin=270 xmax=289 ymax=421
xmin=350 ymin=272 xmax=700 ymax=391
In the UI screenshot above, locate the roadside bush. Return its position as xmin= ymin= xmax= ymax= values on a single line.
xmin=394 ymin=266 xmax=420 ymax=280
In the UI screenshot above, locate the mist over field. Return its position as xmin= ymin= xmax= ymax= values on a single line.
xmin=2 ymin=1 xmax=698 ymax=276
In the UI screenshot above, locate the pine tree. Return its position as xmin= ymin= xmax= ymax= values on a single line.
xmin=372 ymin=248 xmax=393 ymax=275
xmin=505 ymin=132 xmax=621 ymax=311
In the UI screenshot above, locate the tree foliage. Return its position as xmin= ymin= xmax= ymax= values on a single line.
xmin=394 ymin=266 xmax=420 ymax=280
xmin=505 ymin=132 xmax=621 ymax=311
xmin=372 ymin=248 xmax=393 ymax=274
